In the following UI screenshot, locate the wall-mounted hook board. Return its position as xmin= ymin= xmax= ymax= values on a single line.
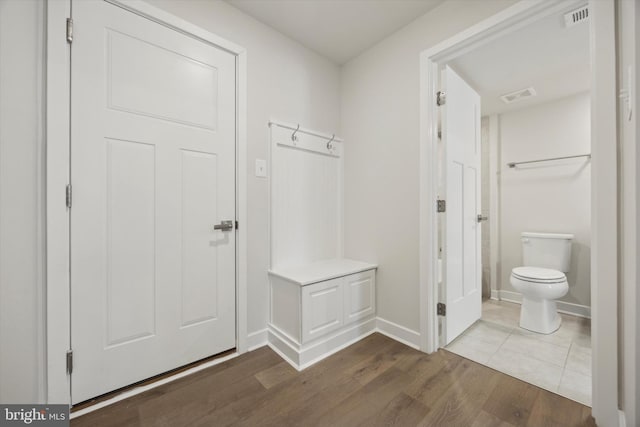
xmin=269 ymin=121 xmax=342 ymax=158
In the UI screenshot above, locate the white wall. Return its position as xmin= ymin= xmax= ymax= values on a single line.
xmin=148 ymin=0 xmax=341 ymax=335
xmin=498 ymin=92 xmax=591 ymax=307
xmin=0 ymin=0 xmax=46 ymax=403
xmin=341 ymin=0 xmax=517 ymax=332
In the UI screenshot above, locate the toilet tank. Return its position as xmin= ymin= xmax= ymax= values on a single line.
xmin=521 ymin=232 xmax=574 ymax=272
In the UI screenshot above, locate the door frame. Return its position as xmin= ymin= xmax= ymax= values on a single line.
xmin=45 ymin=0 xmax=248 ymax=405
xmin=418 ymin=0 xmax=619 ymax=425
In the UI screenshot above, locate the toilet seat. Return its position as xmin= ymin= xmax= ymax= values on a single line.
xmin=511 ymin=266 xmax=566 ymax=284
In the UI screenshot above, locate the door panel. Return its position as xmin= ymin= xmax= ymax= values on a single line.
xmin=443 ymin=65 xmax=482 ymax=345
xmin=105 ymin=138 xmax=156 ymax=347
xmin=107 ymin=29 xmax=219 ymax=129
xmin=179 ymin=150 xmax=219 ymax=328
xmin=71 ymin=0 xmax=236 ymax=403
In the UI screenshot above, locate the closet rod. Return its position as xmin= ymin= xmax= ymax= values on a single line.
xmin=507 ymin=153 xmax=591 ymax=168
xmin=269 ymin=121 xmax=343 ymax=143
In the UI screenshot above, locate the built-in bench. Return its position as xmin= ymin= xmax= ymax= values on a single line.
xmin=268 ymin=258 xmax=377 ymax=370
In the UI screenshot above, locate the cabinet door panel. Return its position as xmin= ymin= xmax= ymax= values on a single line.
xmin=344 ymin=270 xmax=376 ymax=324
xmin=302 ymin=278 xmax=343 ymax=342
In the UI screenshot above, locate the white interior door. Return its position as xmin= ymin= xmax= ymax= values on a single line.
xmin=70 ymin=0 xmax=236 ymax=404
xmin=442 ymin=65 xmax=482 ymax=345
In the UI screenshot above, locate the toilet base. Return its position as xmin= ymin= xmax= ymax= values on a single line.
xmin=519 ymin=296 xmax=562 ymax=334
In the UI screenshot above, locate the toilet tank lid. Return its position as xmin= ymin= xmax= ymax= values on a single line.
xmin=521 ymin=232 xmax=574 ymax=240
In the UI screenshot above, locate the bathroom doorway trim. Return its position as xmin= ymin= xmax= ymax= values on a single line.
xmin=418 ymin=1 xmax=618 ymax=425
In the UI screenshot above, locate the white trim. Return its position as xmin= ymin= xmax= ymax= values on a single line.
xmin=619 ymin=410 xmax=627 ymax=427
xmin=105 ymin=0 xmax=244 ymax=54
xmin=246 ymin=328 xmax=268 ymax=351
xmin=236 ymin=48 xmax=248 ymax=355
xmin=589 ymin=1 xmax=619 ymax=424
xmin=488 ymin=114 xmax=500 ymax=298
xmin=267 ymin=317 xmax=420 ymax=372
xmin=490 ymin=290 xmax=500 ymax=301
xmin=375 ymin=318 xmax=421 ymax=350
xmin=418 ymin=43 xmax=439 ymax=355
xmin=45 ymin=0 xmax=72 ymax=405
xmin=496 ymin=290 xmax=591 ymax=319
xmin=69 ymin=352 xmax=239 ymax=419
xmin=496 ymin=292 xmax=523 ymax=304
xmin=618 ymin=1 xmax=639 ymax=425
xmin=267 ymin=317 xmax=377 ymax=371
xmin=46 ymin=0 xmax=249 ymax=405
xmin=419 ymin=0 xmax=618 ymax=424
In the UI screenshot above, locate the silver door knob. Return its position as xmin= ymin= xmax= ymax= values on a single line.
xmin=213 ymin=220 xmax=234 ymax=231
xmin=477 ymin=214 xmax=488 ymax=223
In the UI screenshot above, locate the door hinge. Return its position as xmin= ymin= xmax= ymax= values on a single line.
xmin=66 ymin=184 xmax=72 ymax=208
xmin=66 ymin=18 xmax=73 ymax=43
xmin=437 ymin=199 xmax=446 ymax=213
xmin=235 ymin=220 xmax=239 ymax=230
xmin=437 ymin=302 xmax=446 ymax=316
xmin=436 ymin=91 xmax=446 ymax=106
xmin=66 ymin=350 xmax=73 ymax=375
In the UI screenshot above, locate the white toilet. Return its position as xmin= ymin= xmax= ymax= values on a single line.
xmin=510 ymin=232 xmax=573 ymax=334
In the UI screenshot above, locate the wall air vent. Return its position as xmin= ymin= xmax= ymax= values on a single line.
xmin=500 ymin=87 xmax=537 ymax=104
xmin=564 ymin=6 xmax=589 ymax=28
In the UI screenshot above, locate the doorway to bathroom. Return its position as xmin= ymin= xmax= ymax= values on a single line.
xmin=421 ymin=0 xmax=604 ymax=411
xmin=445 ymin=9 xmax=592 ymax=406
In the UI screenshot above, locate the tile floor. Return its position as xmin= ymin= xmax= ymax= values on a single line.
xmin=446 ymin=299 xmax=592 ymax=406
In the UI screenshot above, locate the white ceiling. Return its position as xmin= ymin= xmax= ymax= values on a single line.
xmin=225 ymin=0 xmax=445 ymax=64
xmin=449 ymin=7 xmax=590 ymax=115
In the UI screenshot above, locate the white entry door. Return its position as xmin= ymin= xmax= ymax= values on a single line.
xmin=442 ymin=66 xmax=482 ymax=345
xmin=70 ymin=0 xmax=236 ymax=404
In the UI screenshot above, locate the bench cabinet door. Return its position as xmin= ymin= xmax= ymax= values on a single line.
xmin=343 ymin=270 xmax=376 ymax=325
xmin=301 ymin=278 xmax=344 ymax=343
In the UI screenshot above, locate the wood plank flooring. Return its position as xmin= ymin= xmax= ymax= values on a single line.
xmin=71 ymin=333 xmax=596 ymax=426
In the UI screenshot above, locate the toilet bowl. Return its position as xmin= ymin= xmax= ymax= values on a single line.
xmin=510 ymin=266 xmax=568 ymax=334
xmin=510 ymin=232 xmax=573 ymax=334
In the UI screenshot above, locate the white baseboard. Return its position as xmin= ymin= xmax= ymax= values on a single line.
xmin=375 ymin=317 xmax=421 ymax=350
xmin=556 ymin=300 xmax=591 ymax=319
xmin=267 ymin=317 xmax=377 ymax=371
xmin=246 ymin=328 xmax=268 ymax=351
xmin=498 ymin=290 xmax=523 ymax=304
xmin=490 ymin=289 xmax=500 ymax=300
xmin=497 ymin=290 xmax=591 ymax=319
xmin=71 ymin=318 xmax=420 ymax=417
xmin=619 ymin=409 xmax=627 ymax=427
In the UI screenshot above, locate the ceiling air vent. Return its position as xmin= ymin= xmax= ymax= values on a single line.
xmin=564 ymin=6 xmax=589 ymax=27
xmin=500 ymin=87 xmax=537 ymax=104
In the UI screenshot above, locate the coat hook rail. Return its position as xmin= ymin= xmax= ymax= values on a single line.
xmin=507 ymin=153 xmax=591 ymax=168
xmin=269 ymin=120 xmax=342 ymax=144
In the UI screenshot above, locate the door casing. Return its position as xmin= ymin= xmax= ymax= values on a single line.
xmin=45 ymin=0 xmax=248 ymax=405
xmin=418 ymin=0 xmax=619 ymax=425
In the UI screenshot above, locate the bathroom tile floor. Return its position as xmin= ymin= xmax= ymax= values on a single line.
xmin=446 ymin=299 xmax=592 ymax=406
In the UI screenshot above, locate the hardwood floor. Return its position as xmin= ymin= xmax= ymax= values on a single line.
xmin=71 ymin=334 xmax=596 ymax=426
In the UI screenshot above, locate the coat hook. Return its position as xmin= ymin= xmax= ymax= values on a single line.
xmin=327 ymin=134 xmax=335 ymax=150
xmin=291 ymin=124 xmax=300 ymax=142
